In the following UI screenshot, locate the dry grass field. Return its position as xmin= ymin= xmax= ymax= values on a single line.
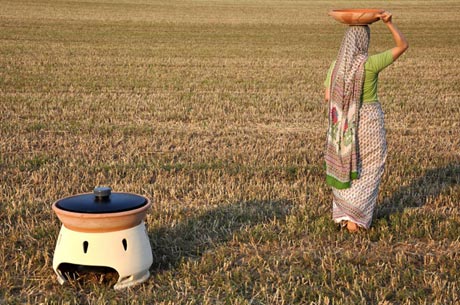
xmin=1 ymin=0 xmax=459 ymax=304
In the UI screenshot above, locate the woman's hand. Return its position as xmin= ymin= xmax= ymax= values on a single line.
xmin=325 ymin=88 xmax=330 ymax=103
xmin=379 ymin=11 xmax=393 ymax=24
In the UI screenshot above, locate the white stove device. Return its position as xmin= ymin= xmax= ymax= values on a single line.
xmin=52 ymin=187 xmax=153 ymax=289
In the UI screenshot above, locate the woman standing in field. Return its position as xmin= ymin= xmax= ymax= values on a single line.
xmin=324 ymin=11 xmax=408 ymax=232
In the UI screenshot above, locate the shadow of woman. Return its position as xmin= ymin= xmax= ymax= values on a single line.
xmin=148 ymin=199 xmax=291 ymax=271
xmin=375 ymin=163 xmax=459 ymax=219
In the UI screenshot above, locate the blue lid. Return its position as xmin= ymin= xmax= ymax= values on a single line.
xmin=55 ymin=187 xmax=148 ymax=213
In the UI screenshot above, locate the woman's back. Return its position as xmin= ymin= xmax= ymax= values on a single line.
xmin=324 ymin=49 xmax=394 ymax=103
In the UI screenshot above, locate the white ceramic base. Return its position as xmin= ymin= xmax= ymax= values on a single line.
xmin=53 ymin=222 xmax=153 ymax=290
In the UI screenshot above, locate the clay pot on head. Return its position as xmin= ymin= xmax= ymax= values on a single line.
xmin=328 ymin=9 xmax=384 ymax=25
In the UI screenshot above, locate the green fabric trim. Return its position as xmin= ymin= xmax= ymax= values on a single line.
xmin=326 ymin=172 xmax=358 ymax=190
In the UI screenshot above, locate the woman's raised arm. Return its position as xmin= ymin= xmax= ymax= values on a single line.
xmin=379 ymin=11 xmax=409 ymax=61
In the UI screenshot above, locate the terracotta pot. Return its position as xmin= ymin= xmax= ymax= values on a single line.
xmin=52 ymin=187 xmax=151 ymax=233
xmin=328 ymin=9 xmax=384 ymax=25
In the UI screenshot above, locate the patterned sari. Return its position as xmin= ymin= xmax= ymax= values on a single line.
xmin=326 ymin=26 xmax=388 ymax=229
xmin=332 ymin=102 xmax=387 ymax=228
xmin=325 ymin=26 xmax=370 ymax=189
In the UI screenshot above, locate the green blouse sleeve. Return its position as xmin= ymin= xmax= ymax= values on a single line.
xmin=366 ymin=50 xmax=394 ymax=73
xmin=324 ymin=61 xmax=336 ymax=88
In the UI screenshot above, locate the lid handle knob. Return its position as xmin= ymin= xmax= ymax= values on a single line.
xmin=93 ymin=186 xmax=112 ymax=200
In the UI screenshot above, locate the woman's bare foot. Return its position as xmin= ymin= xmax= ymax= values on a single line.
xmin=346 ymin=221 xmax=359 ymax=233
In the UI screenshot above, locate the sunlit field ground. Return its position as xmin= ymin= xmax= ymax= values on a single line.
xmin=1 ymin=0 xmax=459 ymax=304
